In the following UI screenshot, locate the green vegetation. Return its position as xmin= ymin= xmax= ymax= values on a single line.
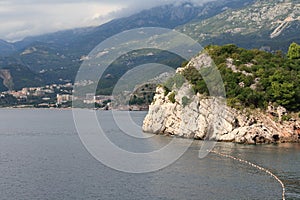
xmin=163 ymin=86 xmax=171 ymax=97
xmin=163 ymin=74 xmax=185 ymax=90
xmin=182 ymin=96 xmax=190 ymax=107
xmin=129 ymin=95 xmax=147 ymax=105
xmin=182 ymin=66 xmax=209 ymax=96
xmin=282 ymin=114 xmax=292 ymax=122
xmin=168 ymin=92 xmax=176 ymax=104
xmin=287 ymin=42 xmax=300 ymax=60
xmin=96 ymin=49 xmax=185 ymax=95
xmin=0 ymin=94 xmax=17 ymax=106
xmin=129 ymin=83 xmax=156 ymax=106
xmin=181 ymin=44 xmax=300 ymax=111
xmin=0 ymin=59 xmax=45 ymax=92
xmin=162 ymin=73 xmax=186 ymax=97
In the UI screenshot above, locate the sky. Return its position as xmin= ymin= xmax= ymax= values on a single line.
xmin=0 ymin=0 xmax=210 ymax=42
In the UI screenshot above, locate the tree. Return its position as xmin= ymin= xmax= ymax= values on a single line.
xmin=270 ymin=82 xmax=296 ymax=108
xmin=287 ymin=42 xmax=300 ymax=59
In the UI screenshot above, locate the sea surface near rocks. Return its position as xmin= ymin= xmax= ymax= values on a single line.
xmin=0 ymin=109 xmax=299 ymax=200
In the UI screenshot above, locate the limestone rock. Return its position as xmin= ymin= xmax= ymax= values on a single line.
xmin=143 ymin=86 xmax=300 ymax=144
xmin=142 ymin=54 xmax=300 ymax=144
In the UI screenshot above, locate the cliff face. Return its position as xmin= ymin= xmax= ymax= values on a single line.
xmin=143 ymin=85 xmax=300 ymax=144
xmin=142 ymin=54 xmax=300 ymax=144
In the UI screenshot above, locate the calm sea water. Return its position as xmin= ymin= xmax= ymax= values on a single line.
xmin=0 ymin=109 xmax=299 ymax=200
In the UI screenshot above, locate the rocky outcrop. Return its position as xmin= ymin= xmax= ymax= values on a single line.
xmin=143 ymin=86 xmax=300 ymax=144
xmin=143 ymin=84 xmax=300 ymax=144
xmin=142 ymin=54 xmax=300 ymax=144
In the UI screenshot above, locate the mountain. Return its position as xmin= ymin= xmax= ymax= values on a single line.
xmin=67 ymin=0 xmax=254 ymax=55
xmin=0 ymin=40 xmax=15 ymax=56
xmin=0 ymin=0 xmax=255 ymax=92
xmin=2 ymin=0 xmax=300 ymax=93
xmin=0 ymin=57 xmax=43 ymax=91
xmin=177 ymin=0 xmax=300 ymax=51
xmin=14 ymin=0 xmax=254 ymax=56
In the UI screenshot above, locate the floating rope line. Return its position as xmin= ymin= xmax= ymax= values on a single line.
xmin=209 ymin=150 xmax=286 ymax=200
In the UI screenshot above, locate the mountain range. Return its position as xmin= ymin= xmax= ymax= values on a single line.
xmin=0 ymin=0 xmax=299 ymax=93
xmin=177 ymin=0 xmax=300 ymax=49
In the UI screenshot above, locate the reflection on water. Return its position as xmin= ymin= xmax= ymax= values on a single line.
xmin=0 ymin=109 xmax=299 ymax=200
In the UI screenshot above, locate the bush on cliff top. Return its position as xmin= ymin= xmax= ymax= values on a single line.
xmin=181 ymin=43 xmax=300 ymax=111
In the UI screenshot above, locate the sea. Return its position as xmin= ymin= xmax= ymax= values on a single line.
xmin=0 ymin=109 xmax=299 ymax=200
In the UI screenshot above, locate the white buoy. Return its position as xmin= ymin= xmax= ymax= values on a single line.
xmin=208 ymin=150 xmax=286 ymax=200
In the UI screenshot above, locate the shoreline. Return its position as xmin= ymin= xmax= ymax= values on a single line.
xmin=0 ymin=107 xmax=149 ymax=111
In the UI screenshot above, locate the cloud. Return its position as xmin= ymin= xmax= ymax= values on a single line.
xmin=0 ymin=0 xmax=212 ymax=42
xmin=108 ymin=0 xmax=213 ymax=18
xmin=0 ymin=1 xmax=123 ymax=41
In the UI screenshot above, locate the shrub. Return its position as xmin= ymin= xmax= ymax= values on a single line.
xmin=182 ymin=96 xmax=190 ymax=107
xmin=174 ymin=74 xmax=185 ymax=88
xmin=282 ymin=115 xmax=292 ymax=121
xmin=164 ymin=86 xmax=171 ymax=96
xmin=168 ymin=92 xmax=176 ymax=104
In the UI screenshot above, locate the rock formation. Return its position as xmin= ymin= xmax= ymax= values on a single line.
xmin=142 ymin=54 xmax=300 ymax=144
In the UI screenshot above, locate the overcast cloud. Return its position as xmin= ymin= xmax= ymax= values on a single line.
xmin=0 ymin=0 xmax=210 ymax=42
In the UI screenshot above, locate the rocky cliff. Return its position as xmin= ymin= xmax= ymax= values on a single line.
xmin=142 ymin=53 xmax=300 ymax=144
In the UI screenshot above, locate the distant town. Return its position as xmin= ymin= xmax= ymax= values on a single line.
xmin=0 ymin=82 xmax=152 ymax=111
xmin=0 ymin=83 xmax=114 ymax=109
